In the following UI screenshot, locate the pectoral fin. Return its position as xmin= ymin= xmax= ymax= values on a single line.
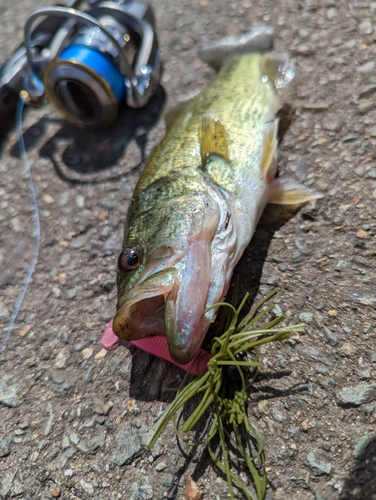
xmin=199 ymin=113 xmax=229 ymax=167
xmin=269 ymin=177 xmax=324 ymax=205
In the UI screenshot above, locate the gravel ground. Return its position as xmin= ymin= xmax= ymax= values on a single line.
xmin=1 ymin=0 xmax=376 ymax=499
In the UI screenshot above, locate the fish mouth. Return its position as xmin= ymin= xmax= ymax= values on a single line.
xmin=113 ymin=238 xmax=215 ymax=365
xmin=113 ymin=267 xmax=176 ymax=342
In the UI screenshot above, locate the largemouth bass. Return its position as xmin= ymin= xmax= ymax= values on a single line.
xmin=113 ymin=27 xmax=320 ymax=364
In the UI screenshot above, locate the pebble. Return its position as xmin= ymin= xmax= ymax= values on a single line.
xmin=82 ymin=348 xmax=93 ymax=359
xmin=80 ymin=479 xmax=94 ymax=495
xmin=366 ymin=168 xmax=376 ymax=179
xmin=64 ymin=469 xmax=74 ymax=477
xmin=0 ymin=300 xmax=9 ymax=319
xmin=44 ymin=403 xmax=55 ymax=437
xmin=338 ymin=383 xmax=376 ymax=408
xmin=0 ymin=375 xmax=19 ymax=408
xmin=111 ymin=424 xmax=142 ymax=466
xmin=338 ymin=342 xmax=358 ymax=357
xmin=70 ymin=233 xmax=91 ymax=249
xmin=357 ymin=101 xmax=374 ymax=115
xmin=103 ymin=234 xmax=122 ymax=254
xmin=299 ymin=312 xmax=314 ymax=323
xmin=272 ymin=408 xmax=286 ymax=422
xmin=70 ymin=433 xmax=80 ymax=445
xmin=51 ymin=486 xmax=61 ymax=498
xmin=55 ymin=349 xmax=69 ymax=369
xmin=322 ymin=118 xmax=345 ymax=132
xmin=95 ymin=348 xmax=107 ymax=360
xmin=155 ymin=461 xmax=168 ymax=471
xmin=359 ymin=19 xmax=373 ymax=35
xmin=306 ymin=451 xmax=332 ymax=475
xmin=93 ymin=399 xmax=113 ymax=416
xmin=353 ymin=435 xmax=372 ymax=458
xmin=76 ymin=430 xmax=106 ymax=453
xmin=335 ymin=260 xmax=348 ymax=271
xmin=364 ymin=405 xmax=374 ymax=421
xmin=130 ymin=477 xmax=154 ymax=500
xmin=323 ymin=326 xmax=338 ymax=345
xmin=357 ymin=61 xmax=375 ymax=74
xmin=0 ymin=436 xmax=12 ymax=457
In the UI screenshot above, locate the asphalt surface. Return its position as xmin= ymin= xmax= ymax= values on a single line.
xmin=1 ymin=1 xmax=376 ymax=499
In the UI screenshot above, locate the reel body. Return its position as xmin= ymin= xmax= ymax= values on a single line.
xmin=1 ymin=0 xmax=161 ymax=129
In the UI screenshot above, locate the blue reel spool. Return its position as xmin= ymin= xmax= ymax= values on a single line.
xmin=44 ymin=44 xmax=125 ymax=128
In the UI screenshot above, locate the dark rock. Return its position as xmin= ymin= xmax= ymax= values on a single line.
xmin=111 ymin=424 xmax=142 ymax=466
xmin=130 ymin=477 xmax=154 ymax=500
xmin=323 ymin=118 xmax=345 ymax=132
xmin=338 ymin=384 xmax=376 ymax=408
xmin=0 ymin=375 xmax=19 ymax=408
xmin=306 ymin=451 xmax=332 ymax=475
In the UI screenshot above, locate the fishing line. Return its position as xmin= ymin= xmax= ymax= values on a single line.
xmin=0 ymin=95 xmax=41 ymax=361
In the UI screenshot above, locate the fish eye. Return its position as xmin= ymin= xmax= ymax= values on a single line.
xmin=118 ymin=246 xmax=141 ymax=271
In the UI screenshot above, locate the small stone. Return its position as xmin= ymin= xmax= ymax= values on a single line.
xmin=338 ymin=383 xmax=376 ymax=408
xmin=80 ymin=479 xmax=94 ymax=495
xmin=55 ymin=349 xmax=69 ymax=369
xmin=103 ymin=234 xmax=122 ymax=254
xmin=0 ymin=301 xmax=9 ymax=319
xmin=0 ymin=375 xmax=19 ymax=408
xmin=323 ymin=327 xmax=338 ymax=345
xmin=272 ymin=408 xmax=286 ymax=422
xmin=95 ymin=348 xmax=107 ymax=360
xmin=338 ymin=342 xmax=358 ymax=357
xmin=82 ymin=348 xmax=93 ymax=360
xmin=70 ymin=233 xmax=90 ymax=249
xmin=64 ymin=469 xmax=74 ymax=477
xmin=130 ymin=477 xmax=154 ymax=500
xmin=69 ymin=433 xmax=80 ymax=445
xmin=328 ymin=310 xmax=337 ymax=317
xmin=306 ymin=451 xmax=332 ymax=475
xmin=359 ymin=19 xmax=373 ymax=35
xmin=42 ymin=194 xmax=54 ymax=204
xmin=335 ymin=260 xmax=348 ymax=271
xmin=76 ymin=195 xmax=85 ymax=208
xmin=0 ymin=436 xmax=12 ymax=457
xmin=364 ymin=405 xmax=374 ymax=420
xmin=357 ymin=229 xmax=368 ymax=239
xmin=155 ymin=461 xmax=168 ymax=472
xmin=366 ymin=168 xmax=376 ymax=179
xmin=51 ymin=486 xmax=61 ymax=498
xmin=323 ymin=118 xmax=345 ymax=132
xmin=301 ymin=421 xmax=309 ymax=432
xmin=353 ymin=436 xmax=372 ymax=458
xmin=357 ymin=61 xmax=375 ymax=74
xmin=76 ymin=430 xmax=106 ymax=453
xmin=93 ymin=399 xmax=113 ymax=416
xmin=299 ymin=312 xmax=314 ymax=323
xmin=111 ymin=424 xmax=142 ymax=466
xmin=357 ymin=101 xmax=374 ymax=115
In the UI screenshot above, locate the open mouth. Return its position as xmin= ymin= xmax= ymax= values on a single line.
xmin=113 ymin=268 xmax=176 ymax=342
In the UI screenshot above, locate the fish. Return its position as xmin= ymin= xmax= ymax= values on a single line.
xmin=112 ymin=26 xmax=321 ymax=364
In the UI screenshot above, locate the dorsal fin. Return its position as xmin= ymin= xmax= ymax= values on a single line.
xmin=199 ymin=113 xmax=229 ymax=167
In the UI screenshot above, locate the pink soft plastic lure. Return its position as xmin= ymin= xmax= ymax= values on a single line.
xmin=101 ymin=320 xmax=211 ymax=375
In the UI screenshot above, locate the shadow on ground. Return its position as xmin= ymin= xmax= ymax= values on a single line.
xmin=341 ymin=436 xmax=376 ymax=499
xmin=9 ymin=85 xmax=166 ymax=185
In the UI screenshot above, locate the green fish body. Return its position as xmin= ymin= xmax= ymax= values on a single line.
xmin=113 ymin=28 xmax=319 ymax=363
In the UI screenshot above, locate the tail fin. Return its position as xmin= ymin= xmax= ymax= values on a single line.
xmin=198 ymin=26 xmax=274 ymax=69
